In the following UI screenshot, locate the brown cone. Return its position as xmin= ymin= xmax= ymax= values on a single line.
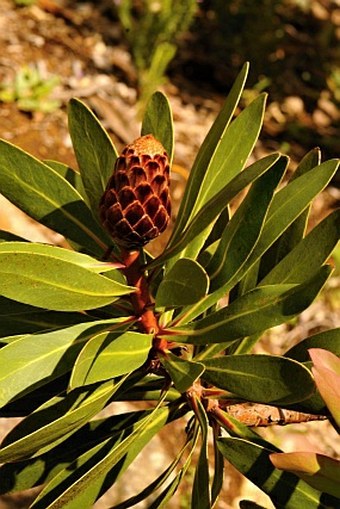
xmin=99 ymin=134 xmax=171 ymax=249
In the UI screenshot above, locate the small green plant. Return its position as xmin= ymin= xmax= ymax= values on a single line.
xmin=0 ymin=63 xmax=339 ymax=508
xmin=14 ymin=0 xmax=37 ymax=5
xmin=114 ymin=0 xmax=198 ymax=114
xmin=0 ymin=64 xmax=61 ymax=113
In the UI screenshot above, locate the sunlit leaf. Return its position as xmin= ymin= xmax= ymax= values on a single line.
xmin=217 ymin=438 xmax=338 ymax=508
xmin=68 ymin=97 xmax=118 ymax=218
xmin=202 ymin=355 xmax=315 ymax=405
xmin=0 ymin=139 xmax=110 ymax=256
xmin=141 ymin=91 xmax=174 ymax=163
xmin=284 ymin=329 xmax=340 ymax=362
xmin=149 ymin=153 xmax=280 ymax=270
xmin=207 ymin=156 xmax=287 ymax=291
xmin=155 ymin=258 xmax=209 ymax=308
xmin=0 ymin=380 xmax=121 ymax=462
xmin=0 ymin=248 xmax=133 ymax=311
xmin=309 ymin=348 xmax=340 ymax=427
xmin=70 ymin=330 xmax=153 ymax=389
xmin=160 ymin=351 xmax=205 ymax=393
xmin=260 ymin=209 xmax=340 ymax=285
xmin=270 ymin=452 xmax=340 ymax=498
xmin=0 ymin=318 xmax=130 ymax=408
xmin=44 ymin=160 xmax=86 ymax=198
xmin=30 ymin=406 xmax=170 ymax=509
xmin=167 ymin=266 xmax=331 ymax=344
xmin=169 ymin=62 xmax=249 ymax=245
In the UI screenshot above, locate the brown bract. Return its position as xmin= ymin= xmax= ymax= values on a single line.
xmin=100 ymin=134 xmax=171 ymax=249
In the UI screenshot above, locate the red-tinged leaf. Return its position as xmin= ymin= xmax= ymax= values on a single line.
xmin=270 ymin=452 xmax=340 ymax=498
xmin=309 ymin=348 xmax=340 ymax=375
xmin=309 ymin=348 xmax=340 ymax=427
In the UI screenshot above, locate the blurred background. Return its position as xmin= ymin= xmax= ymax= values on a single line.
xmin=0 ymin=1 xmax=339 ymax=507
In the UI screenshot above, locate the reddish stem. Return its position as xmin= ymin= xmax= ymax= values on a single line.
xmin=120 ymin=249 xmax=166 ymax=349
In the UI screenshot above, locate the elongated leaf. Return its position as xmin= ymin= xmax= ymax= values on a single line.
xmin=111 ymin=441 xmax=190 ymax=509
xmin=236 ymin=159 xmax=339 ymax=282
xmin=0 ymin=296 xmax=94 ymax=338
xmin=167 ymin=266 xmax=331 ymax=344
xmin=141 ymin=91 xmax=174 ymax=162
xmin=260 ymin=209 xmax=340 ymax=285
xmin=160 ymin=351 xmax=205 ymax=393
xmin=217 ymin=438 xmax=338 ymax=509
xmin=0 ymin=241 xmax=124 ymax=274
xmin=148 ymin=153 xmax=280 ymax=270
xmin=201 ymin=354 xmax=315 ymax=405
xmin=0 ymin=249 xmax=133 ymax=311
xmin=44 ymin=159 xmax=86 ymax=198
xmin=155 ymin=258 xmax=209 ymax=308
xmin=70 ymin=330 xmax=153 ymax=389
xmin=31 ymin=406 xmax=170 ymax=509
xmin=193 ymin=94 xmax=267 ymax=216
xmin=257 ymin=148 xmax=320 ymax=280
xmin=0 ymin=409 xmax=149 ymax=494
xmin=0 ymin=139 xmax=110 ymax=255
xmin=181 ymin=94 xmax=267 ymax=260
xmin=207 ymin=156 xmax=287 ymax=291
xmin=191 ymin=397 xmax=211 ymax=509
xmin=0 ymin=380 xmax=120 ymax=462
xmin=68 ymin=98 xmax=118 ymax=218
xmin=147 ymin=427 xmax=200 ymax=509
xmin=211 ymin=437 xmax=224 ymax=506
xmin=310 ymin=348 xmax=340 ymax=427
xmin=284 ymin=329 xmax=340 ymax=362
xmin=270 ymin=452 xmax=340 ymax=498
xmin=0 ymin=318 xmax=128 ymax=408
xmin=169 ymin=62 xmax=249 ymax=245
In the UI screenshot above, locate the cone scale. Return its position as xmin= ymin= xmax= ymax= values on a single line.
xmin=100 ymin=134 xmax=171 ymax=249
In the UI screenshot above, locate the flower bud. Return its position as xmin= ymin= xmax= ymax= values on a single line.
xmin=100 ymin=134 xmax=171 ymax=249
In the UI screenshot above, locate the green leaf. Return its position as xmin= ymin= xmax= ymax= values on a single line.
xmin=217 ymin=438 xmax=338 ymax=509
xmin=270 ymin=452 xmax=340 ymax=498
xmin=284 ymin=329 xmax=340 ymax=362
xmin=257 ymin=148 xmax=320 ymax=280
xmin=0 ymin=139 xmax=110 ymax=256
xmin=0 ymin=380 xmax=120 ymax=462
xmin=237 ymin=158 xmax=339 ymax=283
xmin=191 ymin=397 xmax=211 ymax=509
xmin=68 ymin=97 xmax=118 ymax=218
xmin=211 ymin=437 xmax=224 ymax=507
xmin=207 ymin=155 xmax=287 ymax=291
xmin=44 ymin=159 xmax=86 ymax=198
xmin=169 ymin=62 xmax=249 ymax=245
xmin=0 ymin=248 xmax=133 ymax=311
xmin=69 ymin=330 xmax=153 ymax=389
xmin=30 ymin=406 xmax=170 ymax=509
xmin=0 ymin=296 xmax=93 ymax=338
xmin=111 ymin=440 xmax=190 ymax=509
xmin=148 ymin=153 xmax=281 ymax=270
xmin=201 ymin=354 xmax=315 ymax=405
xmin=0 ymin=241 xmax=124 ymax=274
xmin=160 ymin=351 xmax=205 ymax=393
xmin=167 ymin=266 xmax=331 ymax=344
xmin=181 ymin=93 xmax=267 ymax=260
xmin=0 ymin=318 xmax=128 ymax=408
xmin=260 ymin=209 xmax=340 ymax=285
xmin=155 ymin=258 xmax=209 ymax=308
xmin=0 ymin=409 xmax=148 ymax=494
xmin=310 ymin=348 xmax=340 ymax=428
xmin=141 ymin=90 xmax=174 ymax=163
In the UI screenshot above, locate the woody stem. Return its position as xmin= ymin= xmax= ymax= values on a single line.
xmin=121 ymin=249 xmax=163 ymax=343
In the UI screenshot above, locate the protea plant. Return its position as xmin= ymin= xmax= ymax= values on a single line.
xmin=0 ymin=63 xmax=339 ymax=509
